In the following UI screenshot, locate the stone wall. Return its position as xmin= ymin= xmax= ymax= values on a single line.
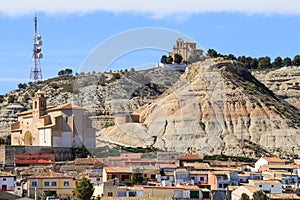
xmin=0 ymin=145 xmax=74 ymax=167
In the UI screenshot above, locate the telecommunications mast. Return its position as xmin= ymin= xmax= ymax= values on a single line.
xmin=30 ymin=14 xmax=43 ymax=81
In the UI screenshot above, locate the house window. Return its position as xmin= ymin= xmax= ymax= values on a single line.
xmin=121 ymin=175 xmax=129 ymax=181
xmin=51 ymin=182 xmax=57 ymax=186
xmin=259 ymin=185 xmax=262 ymax=187
xmin=218 ymin=183 xmax=223 ymax=188
xmin=32 ymin=182 xmax=38 ymax=187
xmin=271 ymin=185 xmax=274 ymax=187
xmin=108 ymin=192 xmax=113 ymax=196
xmin=144 ymin=174 xmax=147 ymax=177
xmin=3 ymin=178 xmax=6 ymax=181
xmin=64 ymin=181 xmax=69 ymax=186
xmin=65 ymin=116 xmax=68 ymax=123
xmin=151 ymin=174 xmax=156 ymax=179
xmin=41 ymin=101 xmax=44 ymax=107
xmin=44 ymin=182 xmax=50 ymax=186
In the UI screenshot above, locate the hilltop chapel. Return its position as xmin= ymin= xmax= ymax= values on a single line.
xmin=10 ymin=90 xmax=96 ymax=148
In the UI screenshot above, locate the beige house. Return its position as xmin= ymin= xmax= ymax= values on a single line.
xmin=11 ymin=90 xmax=95 ymax=148
xmin=231 ymin=185 xmax=260 ymax=200
xmin=25 ymin=171 xmax=76 ymax=199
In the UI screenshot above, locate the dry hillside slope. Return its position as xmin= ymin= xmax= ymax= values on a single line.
xmin=100 ymin=59 xmax=300 ymax=158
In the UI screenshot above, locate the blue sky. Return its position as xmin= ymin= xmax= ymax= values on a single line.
xmin=1 ymin=1 xmax=300 ymax=94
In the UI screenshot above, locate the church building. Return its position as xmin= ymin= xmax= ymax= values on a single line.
xmin=10 ymin=90 xmax=96 ymax=148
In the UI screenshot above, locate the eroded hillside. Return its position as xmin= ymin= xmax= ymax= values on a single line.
xmin=100 ymin=59 xmax=300 ymax=158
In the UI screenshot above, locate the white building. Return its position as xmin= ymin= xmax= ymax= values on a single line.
xmin=249 ymin=180 xmax=282 ymax=194
xmin=254 ymin=157 xmax=285 ymax=172
xmin=0 ymin=171 xmax=16 ymax=191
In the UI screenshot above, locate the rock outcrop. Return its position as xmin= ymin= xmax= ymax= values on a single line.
xmin=0 ymin=68 xmax=182 ymax=139
xmin=252 ymin=66 xmax=300 ymax=109
xmin=100 ymin=59 xmax=300 ymax=158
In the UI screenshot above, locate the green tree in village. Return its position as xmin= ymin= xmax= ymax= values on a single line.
xmin=252 ymin=190 xmax=269 ymax=200
xmin=73 ymin=177 xmax=94 ymax=200
xmin=132 ymin=168 xmax=143 ymax=185
xmin=240 ymin=193 xmax=250 ymax=200
xmin=74 ymin=146 xmax=90 ymax=158
xmin=174 ymin=53 xmax=183 ymax=64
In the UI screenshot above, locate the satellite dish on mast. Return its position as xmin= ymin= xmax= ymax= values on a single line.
xmin=35 ymin=34 xmax=41 ymax=40
xmin=35 ymin=40 xmax=42 ymax=46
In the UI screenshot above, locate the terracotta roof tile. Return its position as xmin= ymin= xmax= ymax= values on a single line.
xmin=159 ymin=164 xmax=177 ymax=169
xmin=179 ymin=154 xmax=202 ymax=160
xmin=262 ymin=157 xmax=285 ymax=163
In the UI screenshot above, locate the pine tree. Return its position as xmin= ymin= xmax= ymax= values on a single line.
xmin=72 ymin=177 xmax=94 ymax=200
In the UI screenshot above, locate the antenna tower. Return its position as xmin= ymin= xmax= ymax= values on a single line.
xmin=30 ymin=14 xmax=43 ymax=81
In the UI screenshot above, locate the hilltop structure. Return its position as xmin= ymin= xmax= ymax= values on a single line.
xmin=168 ymin=38 xmax=203 ymax=61
xmin=10 ymin=90 xmax=95 ymax=148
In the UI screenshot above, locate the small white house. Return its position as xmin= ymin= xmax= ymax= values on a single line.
xmin=249 ymin=180 xmax=282 ymax=194
xmin=254 ymin=157 xmax=285 ymax=172
xmin=0 ymin=171 xmax=16 ymax=191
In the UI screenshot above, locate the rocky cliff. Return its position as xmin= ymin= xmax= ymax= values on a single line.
xmin=0 ymin=68 xmax=182 ymax=139
xmin=252 ymin=66 xmax=300 ymax=109
xmin=100 ymin=59 xmax=300 ymax=158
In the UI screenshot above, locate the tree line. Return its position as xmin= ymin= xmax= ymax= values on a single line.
xmin=207 ymin=49 xmax=300 ymax=69
xmin=160 ymin=54 xmax=183 ymax=64
xmin=58 ymin=68 xmax=73 ymax=76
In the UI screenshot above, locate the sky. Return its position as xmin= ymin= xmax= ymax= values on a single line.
xmin=1 ymin=0 xmax=300 ymax=94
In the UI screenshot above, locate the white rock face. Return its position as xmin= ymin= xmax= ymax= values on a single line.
xmin=252 ymin=66 xmax=300 ymax=109
xmin=100 ymin=59 xmax=300 ymax=158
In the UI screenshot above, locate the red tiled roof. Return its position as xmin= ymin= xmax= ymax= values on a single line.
xmin=263 ymin=157 xmax=285 ymax=163
xmin=179 ymin=154 xmax=202 ymax=160
xmin=159 ymin=163 xmax=177 ymax=169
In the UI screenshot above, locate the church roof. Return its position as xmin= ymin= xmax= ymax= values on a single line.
xmin=46 ymin=103 xmax=85 ymax=112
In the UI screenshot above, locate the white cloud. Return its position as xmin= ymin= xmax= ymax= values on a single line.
xmin=1 ymin=0 xmax=300 ymax=17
